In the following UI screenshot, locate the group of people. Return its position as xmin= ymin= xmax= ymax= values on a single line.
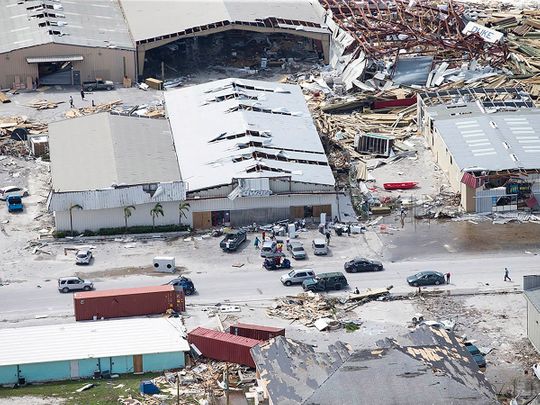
xmin=68 ymin=89 xmax=95 ymax=109
xmin=253 ymin=230 xmax=287 ymax=250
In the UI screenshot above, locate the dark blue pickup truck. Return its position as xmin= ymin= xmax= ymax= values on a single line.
xmin=6 ymin=195 xmax=23 ymax=212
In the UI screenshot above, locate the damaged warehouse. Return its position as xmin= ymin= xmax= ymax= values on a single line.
xmin=47 ymin=78 xmax=338 ymax=232
xmin=418 ymin=88 xmax=540 ymax=213
xmin=118 ymin=0 xmax=330 ymax=79
xmin=0 ymin=0 xmax=135 ymax=89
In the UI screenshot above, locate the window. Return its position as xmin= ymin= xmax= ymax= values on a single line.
xmin=143 ymin=183 xmax=158 ymax=196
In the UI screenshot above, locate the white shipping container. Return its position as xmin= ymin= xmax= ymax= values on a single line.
xmin=153 ymin=256 xmax=176 ymax=273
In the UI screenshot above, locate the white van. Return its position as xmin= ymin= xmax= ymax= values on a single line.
xmin=312 ymin=239 xmax=328 ymax=255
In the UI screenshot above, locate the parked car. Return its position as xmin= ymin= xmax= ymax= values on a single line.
xmin=287 ymin=241 xmax=306 ymax=260
xmin=464 ymin=343 xmax=486 ymax=368
xmin=220 ymin=230 xmax=247 ymax=252
xmin=75 ymin=249 xmax=93 ymax=265
xmin=6 ymin=195 xmax=23 ymax=213
xmin=344 ymin=257 xmax=384 ymax=273
xmin=0 ymin=186 xmax=28 ymax=200
xmin=406 ymin=271 xmax=446 ymax=287
xmin=164 ymin=276 xmax=196 ymax=295
xmin=263 ymin=255 xmax=291 ymax=270
xmin=280 ymin=269 xmax=316 ymax=286
xmin=82 ymin=79 xmax=114 ymax=91
xmin=58 ymin=276 xmax=94 ymax=293
xmin=260 ymin=240 xmax=278 ymax=258
xmin=302 ymin=272 xmax=348 ymax=292
xmin=312 ymin=239 xmax=328 ymax=255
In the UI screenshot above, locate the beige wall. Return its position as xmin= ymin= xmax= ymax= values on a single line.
xmin=426 ymin=124 xmax=476 ymax=212
xmin=527 ymin=299 xmax=540 ymax=353
xmin=0 ymin=43 xmax=136 ymax=89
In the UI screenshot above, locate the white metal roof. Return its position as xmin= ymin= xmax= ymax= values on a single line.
xmin=165 ymin=78 xmax=335 ymax=191
xmin=432 ymin=107 xmax=540 ymax=172
xmin=120 ymin=0 xmax=325 ymax=42
xmin=0 ymin=318 xmax=189 ymax=367
xmin=49 ymin=113 xmax=181 ymax=192
xmin=0 ymin=0 xmax=134 ymax=54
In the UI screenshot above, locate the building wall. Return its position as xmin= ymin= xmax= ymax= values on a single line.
xmin=0 ymin=352 xmax=185 ymax=384
xmin=0 ymin=43 xmax=136 ymax=89
xmin=527 ymin=299 xmax=540 ymax=353
xmin=53 ymin=193 xmax=339 ymax=232
xmin=0 ymin=366 xmax=18 ymax=385
xmin=142 ymin=352 xmax=185 ymax=372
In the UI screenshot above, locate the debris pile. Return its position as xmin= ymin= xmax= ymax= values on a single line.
xmin=65 ymin=100 xmax=123 ymax=118
xmin=26 ymin=99 xmax=65 ymax=110
xmin=0 ymin=116 xmax=47 ymax=157
xmin=147 ymin=360 xmax=256 ymax=404
xmin=268 ymin=288 xmax=393 ymax=328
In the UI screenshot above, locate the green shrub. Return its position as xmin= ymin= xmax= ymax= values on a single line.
xmin=54 ymin=225 xmax=191 ymax=238
xmin=53 ymin=231 xmax=66 ymax=238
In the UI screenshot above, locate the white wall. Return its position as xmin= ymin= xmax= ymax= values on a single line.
xmin=54 ymin=192 xmax=339 ymax=232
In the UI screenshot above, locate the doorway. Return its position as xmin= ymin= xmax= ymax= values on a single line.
xmin=133 ymin=355 xmax=143 ymax=373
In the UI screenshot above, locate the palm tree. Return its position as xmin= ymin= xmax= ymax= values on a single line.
xmin=123 ymin=205 xmax=136 ymax=233
xmin=150 ymin=203 xmax=164 ymax=230
xmin=69 ymin=204 xmax=82 ymax=236
xmin=178 ymin=202 xmax=190 ymax=226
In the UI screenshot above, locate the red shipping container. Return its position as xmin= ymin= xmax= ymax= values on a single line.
xmin=73 ymin=285 xmax=185 ymax=321
xmin=188 ymin=327 xmax=259 ymax=368
xmin=229 ymin=323 xmax=285 ymax=341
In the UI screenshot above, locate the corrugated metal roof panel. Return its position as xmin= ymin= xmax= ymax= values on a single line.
xmin=48 ymin=181 xmax=186 ymax=211
xmin=27 ymin=55 xmax=83 ymax=63
xmin=0 ymin=317 xmax=189 ymax=367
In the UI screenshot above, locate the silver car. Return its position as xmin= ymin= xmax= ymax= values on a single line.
xmin=260 ymin=241 xmax=278 ymax=258
xmin=287 ymin=241 xmax=306 ymax=260
xmin=75 ymin=249 xmax=93 ymax=265
xmin=280 ymin=269 xmax=316 ymax=286
xmin=58 ymin=277 xmax=94 ymax=293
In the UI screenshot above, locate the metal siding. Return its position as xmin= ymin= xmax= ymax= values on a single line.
xmin=188 ymin=327 xmax=259 ymax=368
xmin=0 ymin=366 xmax=18 ymax=385
xmin=142 ymin=352 xmax=185 ymax=372
xmin=19 ymin=361 xmax=71 ymax=383
xmin=524 ymin=276 xmax=540 ymax=291
xmin=475 ymin=188 xmax=505 ymax=213
xmin=78 ymin=358 xmax=99 ymax=378
xmin=230 ymin=207 xmax=290 ymax=226
xmin=528 ymin=300 xmax=540 ymax=353
xmin=0 ymin=43 xmax=135 ymax=89
xmin=54 ymin=200 xmax=187 ymax=232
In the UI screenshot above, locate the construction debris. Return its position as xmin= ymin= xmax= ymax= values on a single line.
xmin=27 ymin=99 xmax=64 ymax=110
xmin=65 ymin=100 xmax=123 ymax=118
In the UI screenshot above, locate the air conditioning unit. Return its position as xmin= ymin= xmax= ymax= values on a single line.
xmin=153 ymin=256 xmax=175 ymax=273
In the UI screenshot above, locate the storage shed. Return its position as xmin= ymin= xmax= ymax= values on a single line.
xmin=0 ymin=318 xmax=189 ymax=385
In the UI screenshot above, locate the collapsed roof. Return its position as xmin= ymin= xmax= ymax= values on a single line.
xmin=0 ymin=0 xmax=134 ymax=54
xmin=165 ymin=78 xmax=335 ymax=191
xmin=251 ymin=326 xmax=497 ymax=405
xmin=119 ymin=0 xmax=328 ymax=44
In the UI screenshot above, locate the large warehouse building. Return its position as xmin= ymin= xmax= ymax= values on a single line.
xmin=0 ymin=0 xmax=136 ymax=89
xmin=47 ymin=78 xmax=337 ymax=232
xmin=418 ymin=88 xmax=540 ymax=213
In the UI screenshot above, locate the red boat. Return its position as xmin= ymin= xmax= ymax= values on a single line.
xmin=383 ymin=182 xmax=418 ymax=190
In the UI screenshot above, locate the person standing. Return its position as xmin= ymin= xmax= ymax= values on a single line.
xmin=325 ymin=230 xmax=331 ymax=246
xmin=262 ymin=231 xmax=266 ymax=242
xmin=504 ymin=267 xmax=512 ymax=282
xmin=254 ymin=236 xmax=260 ymax=250
xmin=347 ymin=225 xmax=351 ymax=237
xmin=80 ymin=88 xmax=85 ymax=100
xmin=446 ymin=272 xmax=451 ymax=284
xmin=69 ymin=96 xmax=74 ymax=108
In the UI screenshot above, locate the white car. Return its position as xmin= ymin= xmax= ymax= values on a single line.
xmin=312 ymin=239 xmax=328 ymax=255
xmin=75 ymin=249 xmax=93 ymax=265
xmin=0 ymin=186 xmax=28 ymax=201
xmin=58 ymin=277 xmax=94 ymax=293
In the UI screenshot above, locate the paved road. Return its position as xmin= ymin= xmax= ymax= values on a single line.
xmin=1 ymin=250 xmax=535 ymax=325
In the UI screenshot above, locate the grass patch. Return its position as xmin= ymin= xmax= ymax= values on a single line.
xmin=0 ymin=373 xmax=160 ymax=405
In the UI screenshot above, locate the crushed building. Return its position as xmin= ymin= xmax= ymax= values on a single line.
xmin=0 ymin=0 xmax=135 ymax=89
xmin=418 ymin=88 xmax=540 ymax=213
xmin=251 ymin=326 xmax=498 ymax=405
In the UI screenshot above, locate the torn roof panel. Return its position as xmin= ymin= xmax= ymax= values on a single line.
xmin=251 ymin=328 xmax=497 ymax=405
xmin=393 ymin=56 xmax=434 ymax=86
xmin=165 ymin=78 xmax=335 ymax=191
xmin=0 ymin=0 xmax=134 ymax=54
xmin=120 ymin=0 xmax=327 ymax=42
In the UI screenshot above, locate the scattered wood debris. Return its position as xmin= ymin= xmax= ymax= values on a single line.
xmin=65 ymin=100 xmax=123 ymax=118
xmin=26 ymin=99 xmax=64 ymax=110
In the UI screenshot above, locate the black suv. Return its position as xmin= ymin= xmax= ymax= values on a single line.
xmin=344 ymin=257 xmax=384 ymax=273
xmin=220 ymin=230 xmax=247 ymax=252
xmin=164 ymin=276 xmax=196 ymax=296
xmin=302 ymin=272 xmax=348 ymax=292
